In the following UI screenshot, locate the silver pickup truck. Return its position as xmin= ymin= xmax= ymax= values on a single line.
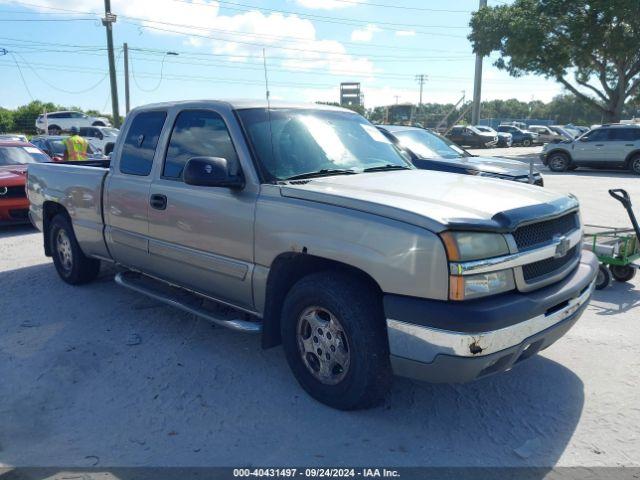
xmin=27 ymin=100 xmax=598 ymax=410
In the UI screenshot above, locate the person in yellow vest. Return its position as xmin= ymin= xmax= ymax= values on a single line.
xmin=63 ymin=126 xmax=89 ymax=161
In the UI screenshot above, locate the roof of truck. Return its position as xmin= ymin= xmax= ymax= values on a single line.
xmin=130 ymin=99 xmax=352 ymax=112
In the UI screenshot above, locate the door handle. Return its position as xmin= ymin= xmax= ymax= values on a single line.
xmin=149 ymin=194 xmax=167 ymax=210
xmin=626 ymin=144 xmax=634 ymax=146
xmin=595 ymin=144 xmax=604 ymax=147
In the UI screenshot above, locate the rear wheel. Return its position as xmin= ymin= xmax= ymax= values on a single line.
xmin=629 ymin=154 xmax=640 ymax=175
xmin=49 ymin=214 xmax=101 ymax=285
xmin=595 ymin=264 xmax=612 ymax=290
xmin=48 ymin=125 xmax=61 ymax=135
xmin=548 ymin=152 xmax=571 ymax=172
xmin=281 ymin=272 xmax=391 ymax=410
xmin=609 ymin=265 xmax=636 ymax=282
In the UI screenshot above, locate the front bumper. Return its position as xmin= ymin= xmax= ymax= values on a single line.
xmin=0 ymin=198 xmax=30 ymax=224
xmin=385 ymin=251 xmax=598 ymax=383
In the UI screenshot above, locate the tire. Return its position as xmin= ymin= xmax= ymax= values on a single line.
xmin=522 ymin=138 xmax=532 ymax=147
xmin=48 ymin=125 xmax=61 ymax=135
xmin=547 ymin=152 xmax=571 ymax=172
xmin=92 ymin=121 xmax=106 ymax=126
xmin=49 ymin=214 xmax=101 ymax=285
xmin=595 ymin=264 xmax=612 ymax=290
xmin=629 ymin=154 xmax=640 ymax=175
xmin=609 ymin=264 xmax=636 ymax=282
xmin=280 ymin=271 xmax=392 ymax=410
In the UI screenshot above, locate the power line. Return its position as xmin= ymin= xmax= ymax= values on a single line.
xmin=8 ymin=52 xmax=34 ymax=101
xmin=291 ymin=0 xmax=474 ymax=12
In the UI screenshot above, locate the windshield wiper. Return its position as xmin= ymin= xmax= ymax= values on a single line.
xmin=363 ymin=164 xmax=411 ymax=172
xmin=283 ymin=169 xmax=357 ymax=181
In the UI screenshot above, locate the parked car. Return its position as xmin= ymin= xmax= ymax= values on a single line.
xmin=27 ymin=100 xmax=598 ymax=410
xmin=0 ymin=141 xmax=49 ymax=224
xmin=528 ymin=125 xmax=563 ymax=143
xmin=497 ymin=125 xmax=538 ymax=146
xmin=30 ymin=135 xmax=106 ymax=162
xmin=565 ymin=124 xmax=589 ymax=136
xmin=0 ymin=134 xmax=28 ymax=142
xmin=79 ymin=126 xmax=119 ymax=151
xmin=475 ymin=125 xmax=513 ymax=147
xmin=446 ymin=125 xmax=498 ymax=148
xmin=540 ymin=124 xmax=640 ymax=174
xmin=549 ymin=125 xmax=576 ymax=141
xmin=377 ymin=125 xmax=543 ymax=185
xmin=35 ymin=111 xmax=111 ymax=135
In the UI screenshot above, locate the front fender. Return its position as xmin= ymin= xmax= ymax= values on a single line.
xmin=254 ymin=191 xmax=449 ymax=302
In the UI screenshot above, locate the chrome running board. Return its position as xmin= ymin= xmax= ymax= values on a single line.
xmin=115 ymin=271 xmax=262 ymax=333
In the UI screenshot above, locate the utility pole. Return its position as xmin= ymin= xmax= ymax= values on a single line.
xmin=415 ymin=74 xmax=427 ymax=125
xmin=103 ymin=0 xmax=120 ymax=127
xmin=394 ymin=95 xmax=399 ymax=105
xmin=123 ymin=42 xmax=130 ymax=114
xmin=471 ymin=0 xmax=487 ymax=125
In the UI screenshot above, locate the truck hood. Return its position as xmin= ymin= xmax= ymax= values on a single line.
xmin=280 ymin=170 xmax=575 ymax=232
xmin=461 ymin=155 xmax=538 ymax=176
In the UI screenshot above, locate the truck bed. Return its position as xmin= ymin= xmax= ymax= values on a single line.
xmin=27 ymin=161 xmax=111 ymax=259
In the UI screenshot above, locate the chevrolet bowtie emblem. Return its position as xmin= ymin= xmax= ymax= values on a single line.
xmin=554 ymin=236 xmax=571 ymax=258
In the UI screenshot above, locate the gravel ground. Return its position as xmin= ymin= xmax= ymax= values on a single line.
xmin=1 ymin=152 xmax=639 ymax=468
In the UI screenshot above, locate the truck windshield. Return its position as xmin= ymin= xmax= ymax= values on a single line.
xmin=393 ymin=129 xmax=467 ymax=160
xmin=0 ymin=146 xmax=48 ymax=166
xmin=237 ymin=108 xmax=411 ymax=181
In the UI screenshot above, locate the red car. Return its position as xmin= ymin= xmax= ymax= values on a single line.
xmin=0 ymin=141 xmax=50 ymax=224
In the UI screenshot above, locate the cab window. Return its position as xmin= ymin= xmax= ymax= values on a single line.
xmin=119 ymin=110 xmax=167 ymax=176
xmin=162 ymin=110 xmax=240 ymax=180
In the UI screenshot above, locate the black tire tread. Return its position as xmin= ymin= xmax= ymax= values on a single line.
xmin=281 ymin=271 xmax=391 ymax=410
xmin=49 ymin=214 xmax=101 ymax=285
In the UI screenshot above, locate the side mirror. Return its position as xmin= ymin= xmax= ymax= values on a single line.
xmin=183 ymin=157 xmax=244 ymax=189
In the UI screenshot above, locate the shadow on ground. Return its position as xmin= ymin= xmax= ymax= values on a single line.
xmin=0 ymin=224 xmax=36 ymax=240
xmin=0 ymin=263 xmax=585 ymax=472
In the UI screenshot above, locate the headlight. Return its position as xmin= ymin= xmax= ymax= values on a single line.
xmin=440 ymin=231 xmax=509 ymax=262
xmin=440 ymin=231 xmax=514 ymax=300
xmin=449 ymin=269 xmax=515 ymax=300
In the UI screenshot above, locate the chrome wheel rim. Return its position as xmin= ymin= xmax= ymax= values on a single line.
xmin=296 ymin=306 xmax=350 ymax=385
xmin=56 ymin=229 xmax=73 ymax=274
xmin=550 ymin=155 xmax=566 ymax=170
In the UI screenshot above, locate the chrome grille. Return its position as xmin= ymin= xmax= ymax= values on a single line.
xmin=522 ymin=246 xmax=578 ymax=281
xmin=513 ymin=212 xmax=578 ymax=250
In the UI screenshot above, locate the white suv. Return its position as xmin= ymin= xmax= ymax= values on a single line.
xmin=78 ymin=126 xmax=119 ymax=152
xmin=541 ymin=124 xmax=640 ymax=174
xmin=35 ymin=111 xmax=111 ymax=134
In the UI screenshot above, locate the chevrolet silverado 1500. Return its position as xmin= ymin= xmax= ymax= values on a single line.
xmin=27 ymin=100 xmax=598 ymax=410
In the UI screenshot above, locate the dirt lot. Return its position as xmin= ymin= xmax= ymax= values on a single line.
xmin=1 ymin=149 xmax=639 ymax=468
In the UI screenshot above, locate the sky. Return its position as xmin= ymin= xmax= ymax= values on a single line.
xmin=0 ymin=0 xmax=566 ymax=114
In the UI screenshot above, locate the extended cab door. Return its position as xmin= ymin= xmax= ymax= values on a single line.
xmin=146 ymin=107 xmax=258 ymax=310
xmin=104 ymin=110 xmax=167 ymax=270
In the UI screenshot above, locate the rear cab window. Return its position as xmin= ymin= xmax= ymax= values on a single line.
xmin=119 ymin=110 xmax=167 ymax=176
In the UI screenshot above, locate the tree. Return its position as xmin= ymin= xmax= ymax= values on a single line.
xmin=0 ymin=108 xmax=13 ymax=133
xmin=469 ymin=0 xmax=640 ymax=122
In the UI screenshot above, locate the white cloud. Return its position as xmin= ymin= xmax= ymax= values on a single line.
xmin=2 ymin=0 xmax=375 ymax=77
xmin=350 ymin=24 xmax=380 ymax=42
xmin=395 ymin=30 xmax=416 ymax=37
xmin=295 ymin=0 xmax=365 ymax=10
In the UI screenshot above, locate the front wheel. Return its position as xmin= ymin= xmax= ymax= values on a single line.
xmin=610 ymin=265 xmax=636 ymax=282
xmin=522 ymin=138 xmax=532 ymax=147
xmin=281 ymin=272 xmax=392 ymax=410
xmin=547 ymin=152 xmax=571 ymax=172
xmin=49 ymin=214 xmax=101 ymax=285
xmin=595 ymin=264 xmax=612 ymax=290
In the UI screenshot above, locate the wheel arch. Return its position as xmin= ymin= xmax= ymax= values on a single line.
xmin=260 ymin=252 xmax=383 ymax=349
xmin=545 ymin=148 xmax=573 ymax=163
xmin=623 ymin=150 xmax=640 ymax=167
xmin=42 ymin=201 xmax=71 ymax=256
